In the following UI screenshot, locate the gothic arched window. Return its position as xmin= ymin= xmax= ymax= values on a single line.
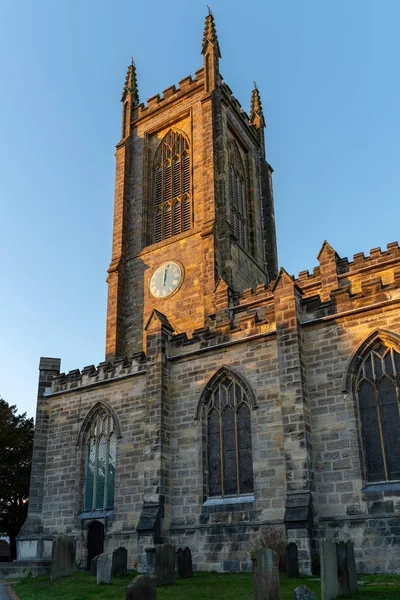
xmin=203 ymin=372 xmax=254 ymax=497
xmin=356 ymin=343 xmax=400 ymax=482
xmin=153 ymin=130 xmax=191 ymax=243
xmin=228 ymin=141 xmax=247 ymax=249
xmin=83 ymin=406 xmax=117 ymax=511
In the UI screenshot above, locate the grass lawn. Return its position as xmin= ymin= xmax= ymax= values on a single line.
xmin=12 ymin=570 xmax=400 ymax=600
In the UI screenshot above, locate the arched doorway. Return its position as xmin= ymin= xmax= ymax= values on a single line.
xmin=87 ymin=521 xmax=104 ymax=570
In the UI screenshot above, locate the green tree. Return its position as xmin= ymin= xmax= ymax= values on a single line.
xmin=0 ymin=398 xmax=34 ymax=559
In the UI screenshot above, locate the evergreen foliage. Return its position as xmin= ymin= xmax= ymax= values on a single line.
xmin=0 ymin=397 xmax=34 ymax=559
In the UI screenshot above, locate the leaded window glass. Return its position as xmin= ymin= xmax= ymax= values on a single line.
xmin=356 ymin=343 xmax=400 ymax=482
xmin=84 ymin=408 xmax=117 ymax=511
xmin=153 ymin=130 xmax=191 ymax=243
xmin=228 ymin=141 xmax=247 ymax=249
xmin=206 ymin=377 xmax=254 ymax=497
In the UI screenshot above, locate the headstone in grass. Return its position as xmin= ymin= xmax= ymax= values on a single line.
xmin=155 ymin=543 xmax=176 ymax=585
xmin=126 ymin=575 xmax=157 ymax=600
xmin=345 ymin=541 xmax=358 ymax=595
xmin=145 ymin=546 xmax=157 ymax=580
xmin=336 ymin=542 xmax=350 ymax=596
xmin=90 ymin=554 xmax=100 ymax=576
xmin=336 ymin=541 xmax=358 ymax=597
xmin=112 ymin=546 xmax=128 ymax=576
xmin=285 ymin=542 xmax=299 ymax=578
xmin=176 ymin=547 xmax=193 ymax=578
xmin=320 ymin=540 xmax=339 ymax=600
xmin=50 ymin=534 xmax=76 ymax=581
xmin=97 ymin=553 xmax=112 ymax=584
xmin=251 ymin=547 xmax=280 ymax=600
xmin=294 ymin=584 xmax=316 ymax=600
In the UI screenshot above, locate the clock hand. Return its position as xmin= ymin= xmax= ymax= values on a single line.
xmin=163 ymin=265 xmax=169 ymax=286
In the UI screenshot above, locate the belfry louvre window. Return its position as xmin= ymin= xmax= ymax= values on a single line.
xmin=228 ymin=141 xmax=247 ymax=249
xmin=356 ymin=343 xmax=400 ymax=482
xmin=206 ymin=376 xmax=254 ymax=497
xmin=84 ymin=408 xmax=117 ymax=511
xmin=154 ymin=130 xmax=191 ymax=243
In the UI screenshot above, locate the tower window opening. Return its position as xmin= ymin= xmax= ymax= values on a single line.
xmin=153 ymin=130 xmax=192 ymax=243
xmin=228 ymin=141 xmax=247 ymax=250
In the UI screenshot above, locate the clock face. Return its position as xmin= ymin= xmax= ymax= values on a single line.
xmin=149 ymin=261 xmax=183 ymax=298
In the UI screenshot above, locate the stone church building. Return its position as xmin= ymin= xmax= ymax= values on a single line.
xmin=17 ymin=12 xmax=400 ymax=574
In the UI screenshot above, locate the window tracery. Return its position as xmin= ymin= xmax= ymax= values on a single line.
xmin=356 ymin=343 xmax=400 ymax=482
xmin=204 ymin=373 xmax=254 ymax=497
xmin=153 ymin=130 xmax=191 ymax=242
xmin=83 ymin=407 xmax=117 ymax=511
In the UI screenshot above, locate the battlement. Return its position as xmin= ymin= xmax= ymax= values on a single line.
xmin=132 ymin=67 xmax=260 ymax=146
xmin=221 ymin=81 xmax=261 ymax=143
xmin=338 ymin=241 xmax=400 ymax=273
xmin=134 ymin=68 xmax=205 ymax=121
xmin=169 ymin=310 xmax=274 ymax=358
xmin=295 ymin=241 xmax=400 ymax=284
xmin=282 ymin=240 xmax=400 ymax=299
xmin=49 ymin=352 xmax=146 ymax=395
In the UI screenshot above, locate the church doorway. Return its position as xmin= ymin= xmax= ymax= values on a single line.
xmin=87 ymin=521 xmax=104 ymax=570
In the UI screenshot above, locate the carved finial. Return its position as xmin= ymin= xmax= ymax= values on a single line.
xmin=202 ymin=8 xmax=221 ymax=57
xmin=250 ymin=83 xmax=265 ymax=129
xmin=121 ymin=59 xmax=139 ymax=106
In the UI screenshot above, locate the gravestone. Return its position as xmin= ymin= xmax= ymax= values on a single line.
xmin=97 ymin=553 xmax=112 ymax=584
xmin=112 ymin=546 xmax=128 ymax=576
xmin=50 ymin=534 xmax=76 ymax=581
xmin=294 ymin=585 xmax=316 ymax=600
xmin=90 ymin=554 xmax=100 ymax=576
xmin=251 ymin=547 xmax=280 ymax=600
xmin=145 ymin=547 xmax=157 ymax=580
xmin=345 ymin=541 xmax=358 ymax=595
xmin=320 ymin=540 xmax=339 ymax=600
xmin=126 ymin=575 xmax=157 ymax=600
xmin=156 ymin=543 xmax=176 ymax=585
xmin=336 ymin=542 xmax=350 ymax=596
xmin=176 ymin=547 xmax=193 ymax=578
xmin=285 ymin=543 xmax=299 ymax=578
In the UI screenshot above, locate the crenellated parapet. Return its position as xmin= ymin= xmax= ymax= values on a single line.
xmin=220 ymin=81 xmax=264 ymax=147
xmin=293 ymin=241 xmax=400 ymax=293
xmin=208 ymin=240 xmax=400 ymax=342
xmin=134 ymin=69 xmax=205 ymax=122
xmin=167 ymin=239 xmax=400 ymax=353
xmin=339 ymin=241 xmax=400 ymax=272
xmin=50 ymin=352 xmax=146 ymax=394
xmin=132 ymin=69 xmax=266 ymax=153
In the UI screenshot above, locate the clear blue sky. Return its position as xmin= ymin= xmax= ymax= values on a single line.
xmin=1 ymin=0 xmax=399 ymax=418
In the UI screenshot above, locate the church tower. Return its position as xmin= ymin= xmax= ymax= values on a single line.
xmin=105 ymin=10 xmax=278 ymax=360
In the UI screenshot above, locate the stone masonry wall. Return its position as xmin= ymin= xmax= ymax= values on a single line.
xmin=168 ymin=335 xmax=285 ymax=571
xmin=32 ymin=239 xmax=400 ymax=574
xmin=40 ymin=372 xmax=147 ymax=569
